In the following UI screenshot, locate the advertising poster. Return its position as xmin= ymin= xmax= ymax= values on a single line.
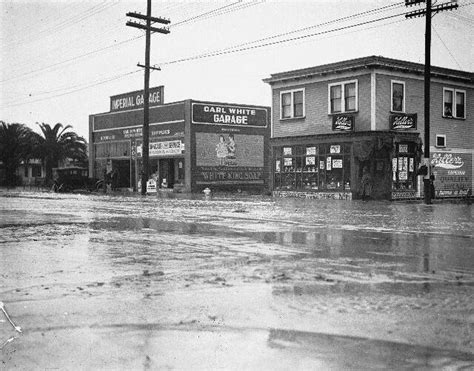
xmin=332 ymin=159 xmax=343 ymax=168
xmin=195 ymin=133 xmax=265 ymax=185
xmin=431 ymin=152 xmax=472 ymax=197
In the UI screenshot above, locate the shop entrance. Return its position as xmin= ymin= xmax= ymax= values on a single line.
xmin=159 ymin=158 xmax=175 ymax=189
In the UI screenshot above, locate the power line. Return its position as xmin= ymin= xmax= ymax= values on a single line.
xmin=3 ymin=7 xmax=410 ymax=108
xmin=0 ymin=35 xmax=142 ymax=84
xmin=2 ymin=70 xmax=141 ymax=109
xmin=432 ymin=25 xmax=463 ymax=69
xmin=3 ymin=1 xmax=120 ymax=48
xmin=159 ymin=11 xmax=409 ymax=66
xmin=179 ymin=2 xmax=405 ymax=61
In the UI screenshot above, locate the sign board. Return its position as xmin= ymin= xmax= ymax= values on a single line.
xmin=192 ymin=103 xmax=268 ymax=127
xmin=137 ymin=140 xmax=184 ymax=157
xmin=431 ymin=151 xmax=472 ymax=197
xmin=94 ymin=122 xmax=184 ymax=143
xmin=332 ymin=115 xmax=354 ymax=131
xmin=110 ymin=86 xmax=164 ymax=112
xmin=390 ymin=113 xmax=417 ymax=130
xmin=194 ymin=132 xmax=265 ymax=185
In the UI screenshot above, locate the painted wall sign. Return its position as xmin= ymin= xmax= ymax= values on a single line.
xmin=93 ymin=122 xmax=184 ymax=142
xmin=391 ymin=191 xmax=417 ymax=200
xmin=195 ymin=166 xmax=265 ymax=185
xmin=332 ymin=115 xmax=354 ymax=131
xmin=195 ymin=133 xmax=264 ymax=167
xmin=110 ymin=86 xmax=164 ymax=112
xmin=194 ymin=132 xmax=265 ymax=185
xmin=431 ymin=152 xmax=472 ymax=197
xmin=192 ymin=103 xmax=268 ymax=127
xmin=390 ymin=113 xmax=417 ymax=130
xmin=273 ymin=191 xmax=352 ymax=200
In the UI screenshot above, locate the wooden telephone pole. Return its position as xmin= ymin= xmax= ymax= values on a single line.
xmin=126 ymin=1 xmax=170 ymax=195
xmin=405 ymin=0 xmax=458 ymax=204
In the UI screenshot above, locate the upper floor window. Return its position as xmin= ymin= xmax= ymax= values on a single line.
xmin=328 ymin=80 xmax=358 ymax=114
xmin=391 ymin=81 xmax=405 ymax=112
xmin=280 ymin=89 xmax=305 ymax=119
xmin=443 ymin=88 xmax=466 ymax=119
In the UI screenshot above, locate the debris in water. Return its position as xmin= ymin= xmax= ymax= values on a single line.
xmin=0 ymin=301 xmax=22 ymax=333
xmin=0 ymin=336 xmax=17 ymax=350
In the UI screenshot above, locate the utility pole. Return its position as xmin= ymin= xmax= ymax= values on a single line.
xmin=405 ymin=0 xmax=458 ymax=204
xmin=126 ymin=2 xmax=170 ymax=195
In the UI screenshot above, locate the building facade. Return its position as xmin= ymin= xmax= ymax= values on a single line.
xmin=264 ymin=56 xmax=473 ymax=200
xmin=89 ymin=87 xmax=270 ymax=193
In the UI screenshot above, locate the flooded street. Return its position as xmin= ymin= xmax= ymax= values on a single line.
xmin=1 ymin=190 xmax=473 ymax=369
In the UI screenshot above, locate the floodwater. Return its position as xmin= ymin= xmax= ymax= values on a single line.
xmin=1 ymin=190 xmax=473 ymax=369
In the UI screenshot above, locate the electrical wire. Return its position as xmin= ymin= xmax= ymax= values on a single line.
xmin=432 ymin=25 xmax=463 ymax=69
xmin=2 ymin=70 xmax=141 ymax=109
xmin=159 ymin=11 xmax=409 ymax=66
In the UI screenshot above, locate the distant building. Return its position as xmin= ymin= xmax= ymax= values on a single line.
xmin=89 ymin=87 xmax=271 ymax=193
xmin=263 ymin=56 xmax=473 ymax=200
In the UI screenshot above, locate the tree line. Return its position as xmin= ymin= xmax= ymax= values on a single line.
xmin=0 ymin=121 xmax=87 ymax=187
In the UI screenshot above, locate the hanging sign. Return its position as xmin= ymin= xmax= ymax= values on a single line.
xmin=332 ymin=115 xmax=354 ymax=131
xmin=390 ymin=114 xmax=417 ymax=130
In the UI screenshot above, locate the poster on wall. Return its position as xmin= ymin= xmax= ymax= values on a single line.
xmin=332 ymin=159 xmax=343 ymax=168
xmin=195 ymin=132 xmax=265 ymax=185
xmin=431 ymin=152 xmax=472 ymax=197
xmin=306 ymin=156 xmax=315 ymax=165
xmin=137 ymin=140 xmax=184 ymax=157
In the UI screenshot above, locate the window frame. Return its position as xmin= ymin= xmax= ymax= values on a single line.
xmin=443 ymin=87 xmax=466 ymax=119
xmin=280 ymin=88 xmax=305 ymax=120
xmin=327 ymin=79 xmax=358 ymax=114
xmin=435 ymin=134 xmax=446 ymax=148
xmin=391 ymin=80 xmax=405 ymax=113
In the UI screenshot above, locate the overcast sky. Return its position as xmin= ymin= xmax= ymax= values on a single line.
xmin=1 ymin=0 xmax=473 ymax=139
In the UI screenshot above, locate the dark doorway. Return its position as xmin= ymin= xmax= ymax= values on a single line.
xmin=159 ymin=159 xmax=175 ymax=188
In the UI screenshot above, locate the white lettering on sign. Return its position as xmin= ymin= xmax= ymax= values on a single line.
xmin=431 ymin=153 xmax=464 ymax=170
xmin=213 ymin=114 xmax=248 ymax=124
xmin=203 ymin=106 xmax=256 ymax=115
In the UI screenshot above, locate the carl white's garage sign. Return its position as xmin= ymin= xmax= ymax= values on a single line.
xmin=192 ymin=103 xmax=268 ymax=127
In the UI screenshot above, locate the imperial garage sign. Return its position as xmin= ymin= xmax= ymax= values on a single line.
xmin=110 ymin=86 xmax=164 ymax=112
xmin=192 ymin=103 xmax=268 ymax=127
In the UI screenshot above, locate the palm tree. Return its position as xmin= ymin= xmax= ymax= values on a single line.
xmin=36 ymin=123 xmax=87 ymax=183
xmin=0 ymin=121 xmax=36 ymax=186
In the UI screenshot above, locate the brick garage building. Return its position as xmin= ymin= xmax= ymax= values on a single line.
xmin=89 ymin=87 xmax=270 ymax=193
xmin=264 ymin=56 xmax=473 ymax=200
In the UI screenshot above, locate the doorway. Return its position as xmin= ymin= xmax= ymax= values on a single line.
xmin=159 ymin=158 xmax=175 ymax=188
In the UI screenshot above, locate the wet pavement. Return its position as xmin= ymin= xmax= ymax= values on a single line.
xmin=1 ymin=190 xmax=473 ymax=369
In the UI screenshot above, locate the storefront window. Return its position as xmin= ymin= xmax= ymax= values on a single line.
xmin=392 ymin=143 xmax=416 ymax=190
xmin=273 ymin=143 xmax=351 ymax=192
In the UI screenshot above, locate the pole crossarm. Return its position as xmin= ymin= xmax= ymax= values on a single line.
xmin=126 ymin=12 xmax=170 ymax=24
xmin=406 ymin=1 xmax=458 ymax=18
xmin=137 ymin=63 xmax=161 ymax=71
xmin=126 ymin=21 xmax=170 ymax=34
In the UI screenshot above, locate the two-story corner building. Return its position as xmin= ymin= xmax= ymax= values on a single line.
xmin=263 ymin=56 xmax=473 ymax=201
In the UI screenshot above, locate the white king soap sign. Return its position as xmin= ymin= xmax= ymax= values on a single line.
xmin=110 ymin=86 xmax=163 ymax=112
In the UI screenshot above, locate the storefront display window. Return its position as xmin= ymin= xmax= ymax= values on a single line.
xmin=273 ymin=143 xmax=351 ymax=192
xmin=392 ymin=142 xmax=416 ymax=190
